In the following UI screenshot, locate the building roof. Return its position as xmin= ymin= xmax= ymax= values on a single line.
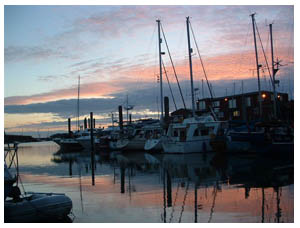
xmin=197 ymin=90 xmax=288 ymax=101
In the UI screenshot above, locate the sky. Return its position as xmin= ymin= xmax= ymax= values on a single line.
xmin=3 ymin=2 xmax=295 ymax=137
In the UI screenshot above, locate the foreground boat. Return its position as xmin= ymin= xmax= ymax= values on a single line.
xmin=4 ymin=144 xmax=73 ymax=223
xmin=5 ymin=192 xmax=73 ymax=223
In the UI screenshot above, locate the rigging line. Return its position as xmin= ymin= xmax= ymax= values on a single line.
xmin=160 ymin=23 xmax=187 ymax=109
xmin=236 ymin=21 xmax=251 ymax=75
xmin=254 ymin=21 xmax=274 ymax=86
xmin=162 ymin=59 xmax=178 ymax=110
xmin=189 ymin=20 xmax=214 ymax=100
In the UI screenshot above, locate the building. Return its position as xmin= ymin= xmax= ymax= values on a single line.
xmin=196 ymin=91 xmax=292 ymax=122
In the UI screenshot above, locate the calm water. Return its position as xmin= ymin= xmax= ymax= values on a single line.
xmin=6 ymin=141 xmax=294 ymax=223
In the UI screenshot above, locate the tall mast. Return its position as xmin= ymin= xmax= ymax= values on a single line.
xmin=77 ymin=75 xmax=80 ymax=131
xmin=270 ymin=23 xmax=279 ymax=119
xmin=186 ymin=16 xmax=196 ymax=117
xmin=250 ymin=13 xmax=262 ymax=119
xmin=157 ymin=19 xmax=164 ymax=120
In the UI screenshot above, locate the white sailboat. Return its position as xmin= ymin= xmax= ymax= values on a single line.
xmin=162 ymin=17 xmax=223 ymax=153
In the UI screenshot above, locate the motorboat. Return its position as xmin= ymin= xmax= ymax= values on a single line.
xmin=5 ymin=192 xmax=73 ymax=223
xmin=162 ymin=115 xmax=224 ymax=153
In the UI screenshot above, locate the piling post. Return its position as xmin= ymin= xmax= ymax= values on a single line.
xmin=68 ymin=118 xmax=71 ymax=136
xmin=120 ymin=166 xmax=125 ymax=193
xmin=69 ymin=160 xmax=73 ymax=177
xmin=166 ymin=169 xmax=172 ymax=207
xmin=90 ymin=112 xmax=95 ymax=185
xmin=84 ymin=118 xmax=87 ymax=129
xmin=118 ymin=106 xmax=123 ymax=134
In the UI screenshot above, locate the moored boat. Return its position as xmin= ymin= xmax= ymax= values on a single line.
xmin=4 ymin=143 xmax=73 ymax=223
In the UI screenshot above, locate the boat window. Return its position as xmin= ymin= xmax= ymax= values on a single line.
xmin=173 ymin=130 xmax=178 ymax=137
xmin=82 ymin=133 xmax=89 ymax=136
xmin=193 ymin=129 xmax=199 ymax=136
xmin=200 ymin=129 xmax=209 ymax=136
xmin=213 ymin=101 xmax=220 ymax=107
xmin=198 ymin=101 xmax=206 ymax=110
xmin=180 ymin=130 xmax=186 ymax=137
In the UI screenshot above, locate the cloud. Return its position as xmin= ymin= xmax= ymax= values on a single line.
xmin=4 ymin=45 xmax=74 ymax=63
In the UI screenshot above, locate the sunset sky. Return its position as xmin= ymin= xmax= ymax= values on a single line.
xmin=3 ymin=2 xmax=294 ymax=137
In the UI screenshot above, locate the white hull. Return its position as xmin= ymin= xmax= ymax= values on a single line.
xmin=109 ymin=138 xmax=129 ymax=150
xmin=144 ymin=139 xmax=162 ymax=151
xmin=162 ymin=138 xmax=212 ymax=153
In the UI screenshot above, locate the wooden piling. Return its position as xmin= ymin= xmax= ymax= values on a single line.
xmin=90 ymin=112 xmax=95 ymax=185
xmin=118 ymin=105 xmax=123 ymax=134
xmin=68 ymin=118 xmax=71 ymax=136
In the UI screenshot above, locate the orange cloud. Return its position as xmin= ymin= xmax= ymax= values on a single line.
xmin=5 ymin=44 xmax=293 ymax=106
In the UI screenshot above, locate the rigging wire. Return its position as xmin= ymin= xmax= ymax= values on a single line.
xmin=236 ymin=21 xmax=251 ymax=76
xmin=189 ymin=20 xmax=214 ymax=100
xmin=254 ymin=20 xmax=274 ymax=86
xmin=160 ymin=23 xmax=187 ymax=109
xmin=162 ymin=59 xmax=178 ymax=110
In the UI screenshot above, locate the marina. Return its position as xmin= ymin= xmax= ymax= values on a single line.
xmin=4 ymin=4 xmax=294 ymax=223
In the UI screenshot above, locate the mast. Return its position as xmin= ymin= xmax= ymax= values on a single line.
xmin=250 ymin=13 xmax=262 ymax=119
xmin=157 ymin=19 xmax=164 ymax=120
xmin=186 ymin=16 xmax=196 ymax=117
xmin=270 ymin=23 xmax=279 ymax=119
xmin=126 ymin=94 xmax=129 ymax=124
xmin=77 ymin=75 xmax=80 ymax=131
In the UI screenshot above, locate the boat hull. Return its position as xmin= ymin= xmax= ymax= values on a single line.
xmin=162 ymin=138 xmax=212 ymax=153
xmin=59 ymin=140 xmax=83 ymax=153
xmin=144 ymin=139 xmax=162 ymax=151
xmin=5 ymin=193 xmax=73 ymax=223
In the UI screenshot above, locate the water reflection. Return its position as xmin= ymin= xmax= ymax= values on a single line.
xmin=14 ymin=142 xmax=293 ymax=223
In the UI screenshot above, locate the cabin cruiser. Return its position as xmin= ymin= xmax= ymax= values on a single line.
xmin=162 ymin=114 xmax=224 ymax=153
xmin=114 ymin=119 xmax=161 ymax=151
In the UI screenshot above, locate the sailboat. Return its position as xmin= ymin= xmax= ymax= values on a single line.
xmin=225 ymin=14 xmax=294 ymax=155
xmin=59 ymin=76 xmax=83 ymax=152
xmin=161 ymin=17 xmax=223 ymax=153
